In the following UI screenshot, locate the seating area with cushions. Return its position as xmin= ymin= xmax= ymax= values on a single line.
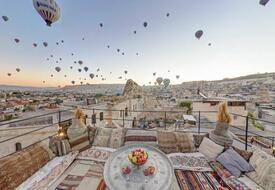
xmin=1 ymin=123 xmax=275 ymax=190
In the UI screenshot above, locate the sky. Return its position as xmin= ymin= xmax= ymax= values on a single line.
xmin=0 ymin=0 xmax=275 ymax=87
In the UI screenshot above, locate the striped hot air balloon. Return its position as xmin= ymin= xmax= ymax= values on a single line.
xmin=33 ymin=0 xmax=60 ymax=26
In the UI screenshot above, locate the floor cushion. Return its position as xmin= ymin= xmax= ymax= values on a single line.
xmin=198 ymin=138 xmax=224 ymax=161
xmin=232 ymin=146 xmax=253 ymax=162
xmin=216 ymin=148 xmax=254 ymax=177
xmin=55 ymin=139 xmax=72 ymax=156
xmin=168 ymin=152 xmax=212 ymax=172
xmin=175 ymin=133 xmax=196 ymax=153
xmin=93 ymin=127 xmax=113 ymax=147
xmin=87 ymin=125 xmax=97 ymax=144
xmin=209 ymin=161 xmax=252 ymax=190
xmin=237 ymin=176 xmax=264 ymax=190
xmin=125 ymin=129 xmax=157 ymax=147
xmin=16 ymin=151 xmax=78 ymax=190
xmin=193 ymin=133 xmax=209 ymax=148
xmin=69 ymin=133 xmax=90 ymax=152
xmin=109 ymin=128 xmax=126 ymax=149
xmin=0 ymin=142 xmax=54 ymax=190
xmin=246 ymin=147 xmax=275 ymax=190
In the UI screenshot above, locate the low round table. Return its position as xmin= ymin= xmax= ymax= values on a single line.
xmin=103 ymin=144 xmax=173 ymax=190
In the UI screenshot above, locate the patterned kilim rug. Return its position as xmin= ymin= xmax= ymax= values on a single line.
xmin=175 ymin=170 xmax=222 ymax=190
xmin=54 ymin=160 xmax=107 ymax=190
xmin=56 ymin=175 xmax=84 ymax=190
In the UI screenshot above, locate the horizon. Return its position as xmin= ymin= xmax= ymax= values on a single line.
xmin=0 ymin=71 xmax=273 ymax=88
xmin=1 ymin=0 xmax=275 ymax=87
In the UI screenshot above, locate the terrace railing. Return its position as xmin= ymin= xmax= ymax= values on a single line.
xmin=0 ymin=107 xmax=274 ymax=159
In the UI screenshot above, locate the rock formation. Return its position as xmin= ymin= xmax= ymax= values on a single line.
xmin=123 ymin=79 xmax=142 ymax=98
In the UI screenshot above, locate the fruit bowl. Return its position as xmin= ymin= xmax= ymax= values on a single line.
xmin=128 ymin=148 xmax=148 ymax=166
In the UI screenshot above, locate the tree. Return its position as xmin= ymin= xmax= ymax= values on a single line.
xmin=179 ymin=101 xmax=193 ymax=114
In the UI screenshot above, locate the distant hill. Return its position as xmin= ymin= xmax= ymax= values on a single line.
xmin=181 ymin=72 xmax=275 ymax=84
xmin=0 ymin=84 xmax=57 ymax=91
xmin=61 ymin=84 xmax=124 ymax=95
xmin=221 ymin=72 xmax=275 ymax=82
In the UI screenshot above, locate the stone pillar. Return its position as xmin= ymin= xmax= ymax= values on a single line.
xmin=106 ymin=102 xmax=113 ymax=126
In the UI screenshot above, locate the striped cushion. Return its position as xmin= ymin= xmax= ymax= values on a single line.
xmin=55 ymin=139 xmax=71 ymax=156
xmin=69 ymin=134 xmax=90 ymax=152
xmin=175 ymin=133 xmax=196 ymax=153
xmin=87 ymin=125 xmax=97 ymax=144
xmin=246 ymin=147 xmax=275 ymax=190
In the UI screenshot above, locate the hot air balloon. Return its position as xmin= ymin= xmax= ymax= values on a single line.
xmin=70 ymin=66 xmax=73 ymax=69
xmin=149 ymin=82 xmax=151 ymax=84
xmin=96 ymin=75 xmax=98 ymax=77
xmin=166 ymin=13 xmax=170 ymax=17
xmin=133 ymin=30 xmax=137 ymax=34
xmin=97 ymin=68 xmax=100 ymax=72
xmin=78 ymin=60 xmax=83 ymax=65
xmin=136 ymin=53 xmax=139 ymax=56
xmin=56 ymin=42 xmax=59 ymax=45
xmin=118 ymin=76 xmax=122 ymax=79
xmin=33 ymin=0 xmax=60 ymax=26
xmin=84 ymin=67 xmax=88 ymax=72
xmin=143 ymin=22 xmax=148 ymax=28
xmin=71 ymin=53 xmax=74 ymax=56
xmin=16 ymin=68 xmax=21 ymax=72
xmin=168 ymin=70 xmax=170 ymax=73
xmin=156 ymin=77 xmax=163 ymax=85
xmin=80 ymin=82 xmax=83 ymax=85
xmin=99 ymin=23 xmax=103 ymax=27
xmin=33 ymin=43 xmax=38 ymax=47
xmin=50 ymin=55 xmax=53 ymax=57
xmin=51 ymin=74 xmax=53 ymax=77
xmin=46 ymin=58 xmax=49 ymax=61
xmin=163 ymin=78 xmax=170 ymax=88
xmin=110 ymin=72 xmax=112 ymax=74
xmin=117 ymin=49 xmax=120 ymax=52
xmin=107 ymin=45 xmax=110 ymax=48
xmin=61 ymin=40 xmax=64 ymax=43
xmin=82 ymin=37 xmax=85 ymax=40
xmin=2 ymin=16 xmax=9 ymax=22
xmin=208 ymin=43 xmax=211 ymax=46
xmin=71 ymin=81 xmax=75 ymax=85
xmin=124 ymin=70 xmax=128 ymax=74
xmin=64 ymin=75 xmax=67 ymax=77
xmin=78 ymin=68 xmax=82 ymax=72
xmin=7 ymin=73 xmax=11 ymax=76
xmin=14 ymin=38 xmax=20 ymax=43
xmin=74 ymin=61 xmax=77 ymax=64
xmin=195 ymin=30 xmax=203 ymax=40
xmin=259 ymin=0 xmax=269 ymax=6
xmin=122 ymin=52 xmax=125 ymax=55
xmin=43 ymin=42 xmax=48 ymax=47
xmin=56 ymin=61 xmax=58 ymax=63
xmin=176 ymin=75 xmax=180 ymax=79
xmin=43 ymin=81 xmax=45 ymax=83
xmin=90 ymin=73 xmax=95 ymax=79
xmin=55 ymin=67 xmax=61 ymax=72
xmin=153 ymin=72 xmax=156 ymax=76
